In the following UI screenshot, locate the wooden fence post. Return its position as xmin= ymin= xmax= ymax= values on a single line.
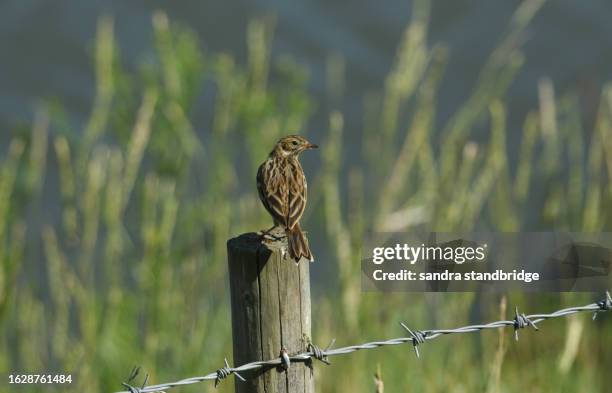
xmin=227 ymin=232 xmax=314 ymax=393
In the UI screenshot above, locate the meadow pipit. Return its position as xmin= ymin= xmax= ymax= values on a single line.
xmin=257 ymin=135 xmax=317 ymax=263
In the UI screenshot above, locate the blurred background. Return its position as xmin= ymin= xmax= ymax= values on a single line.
xmin=0 ymin=0 xmax=611 ymax=392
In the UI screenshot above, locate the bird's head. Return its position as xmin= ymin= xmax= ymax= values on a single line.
xmin=272 ymin=135 xmax=318 ymax=157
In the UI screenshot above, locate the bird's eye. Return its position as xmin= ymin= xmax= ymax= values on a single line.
xmin=292 ymin=141 xmax=298 ymax=146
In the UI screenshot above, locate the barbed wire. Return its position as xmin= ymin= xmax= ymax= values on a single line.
xmin=118 ymin=291 xmax=611 ymax=393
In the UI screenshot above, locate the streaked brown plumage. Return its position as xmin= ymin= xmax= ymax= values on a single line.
xmin=257 ymin=135 xmax=317 ymax=263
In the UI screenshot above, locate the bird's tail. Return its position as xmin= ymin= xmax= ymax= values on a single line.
xmin=287 ymin=223 xmax=314 ymax=263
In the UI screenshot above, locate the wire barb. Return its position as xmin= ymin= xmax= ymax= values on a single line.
xmin=122 ymin=366 xmax=148 ymax=393
xmin=308 ymin=339 xmax=335 ymax=365
xmin=400 ymin=323 xmax=427 ymax=358
xmin=513 ymin=306 xmax=539 ymax=341
xmin=215 ymin=358 xmax=245 ymax=388
xmin=279 ymin=348 xmax=291 ymax=371
xmin=115 ymin=291 xmax=610 ymax=393
xmin=593 ymin=291 xmax=612 ymax=320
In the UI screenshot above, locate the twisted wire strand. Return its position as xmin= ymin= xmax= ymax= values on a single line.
xmin=117 ymin=291 xmax=610 ymax=393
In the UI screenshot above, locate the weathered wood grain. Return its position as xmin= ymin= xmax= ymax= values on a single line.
xmin=227 ymin=232 xmax=314 ymax=393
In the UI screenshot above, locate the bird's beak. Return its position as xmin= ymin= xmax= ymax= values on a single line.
xmin=306 ymin=143 xmax=318 ymax=149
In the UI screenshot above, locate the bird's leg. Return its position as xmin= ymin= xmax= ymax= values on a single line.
xmin=258 ymin=225 xmax=285 ymax=242
xmin=258 ymin=225 xmax=277 ymax=238
xmin=258 ymin=225 xmax=276 ymax=236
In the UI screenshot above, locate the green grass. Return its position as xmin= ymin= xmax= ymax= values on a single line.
xmin=1 ymin=0 xmax=611 ymax=392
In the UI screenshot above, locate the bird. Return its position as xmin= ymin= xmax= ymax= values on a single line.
xmin=256 ymin=135 xmax=317 ymax=263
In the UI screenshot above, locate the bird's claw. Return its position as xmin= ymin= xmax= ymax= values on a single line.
xmin=258 ymin=226 xmax=286 ymax=242
xmin=260 ymin=233 xmax=285 ymax=243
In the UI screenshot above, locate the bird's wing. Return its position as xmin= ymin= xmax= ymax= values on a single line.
xmin=257 ymin=160 xmax=289 ymax=227
xmin=285 ymin=160 xmax=307 ymax=230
